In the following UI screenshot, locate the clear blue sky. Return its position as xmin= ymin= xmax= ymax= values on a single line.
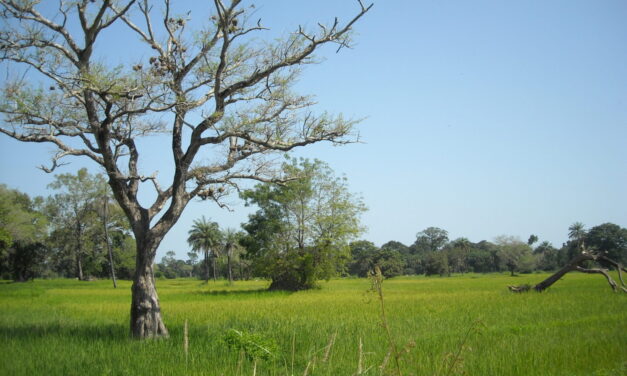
xmin=1 ymin=0 xmax=626 ymax=260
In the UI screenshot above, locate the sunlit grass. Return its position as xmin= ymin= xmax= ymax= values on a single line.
xmin=0 ymin=273 xmax=625 ymax=375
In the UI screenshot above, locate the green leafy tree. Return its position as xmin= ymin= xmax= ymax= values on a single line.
xmin=46 ymin=168 xmax=108 ymax=280
xmin=0 ymin=185 xmax=48 ymax=281
xmin=157 ymin=251 xmax=192 ymax=279
xmin=348 ymin=241 xmax=405 ymax=278
xmin=348 ymin=240 xmax=379 ymax=277
xmin=449 ymin=237 xmax=471 ymax=274
xmin=584 ymin=223 xmax=627 ymax=265
xmin=533 ymin=241 xmax=559 ymax=271
xmin=494 ymin=235 xmax=535 ymax=276
xmin=424 ymin=250 xmax=450 ymax=276
xmin=413 ymin=227 xmax=449 ymax=253
xmin=373 ymin=247 xmax=405 ymax=278
xmin=0 ymin=0 xmax=371 ymax=338
xmin=241 ymin=158 xmax=366 ymax=290
xmin=187 ymin=217 xmax=222 ymax=283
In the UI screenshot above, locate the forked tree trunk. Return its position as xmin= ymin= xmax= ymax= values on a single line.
xmin=130 ymin=237 xmax=168 ymax=339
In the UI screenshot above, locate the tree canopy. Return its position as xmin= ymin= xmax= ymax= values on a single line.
xmin=0 ymin=0 xmax=372 ymax=338
xmin=241 ymin=158 xmax=366 ymax=290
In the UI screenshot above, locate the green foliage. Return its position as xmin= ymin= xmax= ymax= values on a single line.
xmin=241 ymin=158 xmax=366 ymax=290
xmin=350 ymin=241 xmax=406 ymax=278
xmin=45 ymin=168 xmax=133 ymax=279
xmin=221 ymin=328 xmax=278 ymax=361
xmin=187 ymin=217 xmax=222 ymax=281
xmin=413 ymin=227 xmax=449 ymax=253
xmin=424 ymin=251 xmax=450 ymax=276
xmin=0 ymin=185 xmax=48 ymax=281
xmin=348 ymin=240 xmax=379 ymax=277
xmin=494 ymin=235 xmax=535 ymax=275
xmin=584 ymin=223 xmax=627 ymax=265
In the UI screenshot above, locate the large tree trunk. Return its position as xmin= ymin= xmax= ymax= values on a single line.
xmin=532 ymin=253 xmax=591 ymax=292
xmin=509 ymin=252 xmax=627 ymax=293
xmin=130 ymin=237 xmax=168 ymax=339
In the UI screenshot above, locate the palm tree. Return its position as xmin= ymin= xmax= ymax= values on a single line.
xmin=568 ymin=222 xmax=586 ymax=249
xmin=222 ymin=228 xmax=244 ymax=285
xmin=187 ymin=217 xmax=222 ymax=283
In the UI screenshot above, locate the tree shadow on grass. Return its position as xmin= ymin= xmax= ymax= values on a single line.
xmin=0 ymin=323 xmax=127 ymax=341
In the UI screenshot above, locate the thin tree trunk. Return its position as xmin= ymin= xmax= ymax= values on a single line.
xmin=212 ymin=253 xmax=217 ymax=282
xmin=75 ymin=220 xmax=85 ymax=281
xmin=76 ymin=253 xmax=84 ymax=281
xmin=227 ymin=248 xmax=233 ymax=285
xmin=103 ymin=195 xmax=117 ymax=288
xmin=204 ymin=250 xmax=210 ymax=283
xmin=130 ymin=236 xmax=168 ymax=339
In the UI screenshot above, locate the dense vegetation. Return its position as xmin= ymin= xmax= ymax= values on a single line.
xmin=2 ymin=170 xmax=626 ymax=286
xmin=1 ymin=275 xmax=625 ymax=375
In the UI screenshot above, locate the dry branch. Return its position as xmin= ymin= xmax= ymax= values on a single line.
xmin=509 ymin=248 xmax=627 ymax=293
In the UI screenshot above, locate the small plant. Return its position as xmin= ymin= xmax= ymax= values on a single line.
xmin=368 ymin=266 xmax=483 ymax=376
xmin=438 ymin=319 xmax=485 ymax=376
xmin=369 ymin=266 xmax=403 ymax=376
xmin=221 ymin=328 xmax=278 ymax=375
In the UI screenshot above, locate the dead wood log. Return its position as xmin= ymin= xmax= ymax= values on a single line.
xmin=508 ymin=249 xmax=627 ymax=293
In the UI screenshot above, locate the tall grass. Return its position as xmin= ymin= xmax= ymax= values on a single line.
xmin=0 ymin=273 xmax=625 ymax=375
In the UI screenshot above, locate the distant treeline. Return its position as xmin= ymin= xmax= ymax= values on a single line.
xmin=153 ymin=223 xmax=627 ymax=281
xmin=2 ymin=172 xmax=626 ymax=283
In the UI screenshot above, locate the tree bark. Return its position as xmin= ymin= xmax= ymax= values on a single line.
xmin=531 ymin=253 xmax=592 ymax=292
xmin=130 ymin=237 xmax=168 ymax=339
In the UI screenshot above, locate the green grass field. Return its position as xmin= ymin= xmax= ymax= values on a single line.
xmin=1 ymin=273 xmax=625 ymax=375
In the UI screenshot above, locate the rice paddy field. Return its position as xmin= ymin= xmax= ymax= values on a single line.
xmin=0 ymin=273 xmax=625 ymax=375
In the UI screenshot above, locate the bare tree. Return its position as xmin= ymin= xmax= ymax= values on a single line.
xmin=0 ymin=0 xmax=372 ymax=339
xmin=508 ymin=246 xmax=627 ymax=293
